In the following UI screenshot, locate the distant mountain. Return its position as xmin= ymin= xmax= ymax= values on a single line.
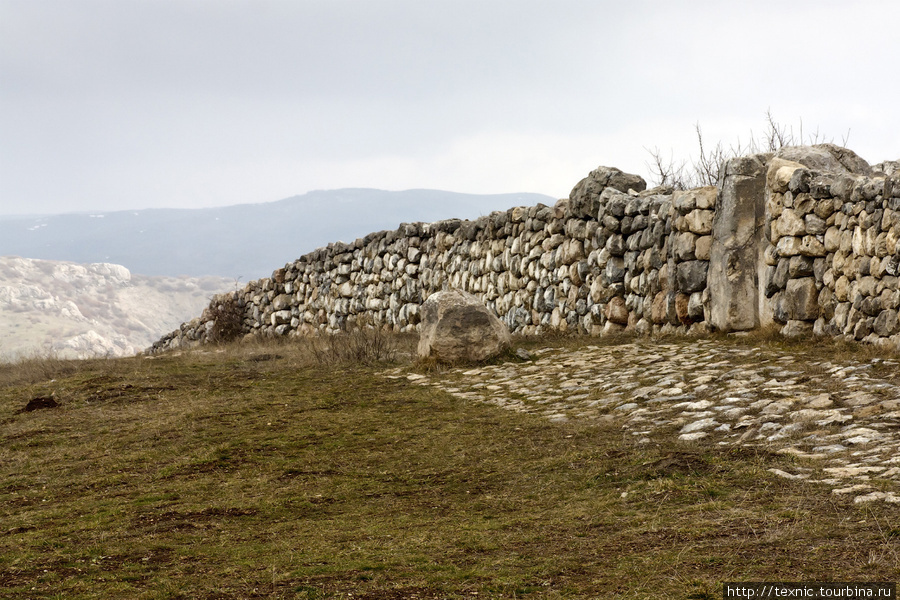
xmin=0 ymin=256 xmax=232 ymax=361
xmin=0 ymin=189 xmax=556 ymax=279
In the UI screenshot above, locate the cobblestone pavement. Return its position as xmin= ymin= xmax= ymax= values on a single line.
xmin=386 ymin=338 xmax=900 ymax=504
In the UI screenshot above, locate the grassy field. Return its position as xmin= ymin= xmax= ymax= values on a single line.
xmin=1 ymin=332 xmax=899 ymax=599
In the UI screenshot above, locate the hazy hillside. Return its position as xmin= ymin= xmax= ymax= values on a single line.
xmin=0 ymin=256 xmax=231 ymax=360
xmin=0 ymin=189 xmax=556 ymax=279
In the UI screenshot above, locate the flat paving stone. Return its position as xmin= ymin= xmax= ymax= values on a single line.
xmin=385 ymin=338 xmax=900 ymax=503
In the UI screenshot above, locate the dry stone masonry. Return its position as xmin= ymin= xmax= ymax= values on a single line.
xmin=151 ymin=144 xmax=900 ymax=352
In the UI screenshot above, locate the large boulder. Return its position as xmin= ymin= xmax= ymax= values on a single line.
xmin=417 ymin=289 xmax=511 ymax=363
xmin=775 ymin=144 xmax=872 ymax=176
xmin=569 ymin=166 xmax=647 ymax=218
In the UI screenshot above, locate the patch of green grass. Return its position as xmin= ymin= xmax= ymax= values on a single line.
xmin=2 ymin=334 xmax=900 ymax=598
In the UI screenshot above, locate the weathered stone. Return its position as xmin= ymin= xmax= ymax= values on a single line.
xmin=818 ymin=286 xmax=836 ymax=320
xmin=813 ymin=257 xmax=826 ymax=282
xmin=338 ymin=281 xmax=355 ymax=298
xmin=695 ymin=235 xmax=712 ymax=261
xmin=672 ymin=189 xmax=697 ymax=212
xmin=835 ymin=276 xmax=852 ymax=302
xmin=763 ymin=265 xmax=780 ymax=297
xmin=570 ymin=167 xmax=647 ymax=218
xmin=775 ymin=144 xmax=872 ymax=177
xmin=271 ymin=310 xmax=292 ymax=325
xmin=417 ymin=289 xmax=511 ymax=363
xmin=649 ymin=292 xmax=666 ymax=324
xmin=773 ymin=258 xmax=790 ymax=287
xmin=154 ymin=141 xmax=900 ymax=363
xmin=684 ymin=209 xmax=714 ymax=235
xmin=272 ymin=293 xmax=292 ymax=311
xmin=767 ymin=158 xmax=807 ymax=194
xmin=824 ymin=227 xmax=842 ymax=252
xmin=782 ymin=320 xmax=814 ymax=337
xmin=673 ymin=186 xmax=717 ymax=213
xmin=814 ymin=198 xmax=837 ymax=219
xmin=805 ymin=214 xmax=827 ymax=235
xmin=788 ymin=255 xmax=814 ymax=278
xmin=873 ymin=309 xmax=900 ymax=337
xmin=788 ymin=168 xmax=812 ymax=193
xmin=773 ymin=208 xmax=806 ymax=238
xmin=606 ymin=233 xmax=626 ymax=256
xmin=809 ymin=176 xmax=832 ymax=199
xmin=793 ymin=193 xmax=816 ymax=216
xmin=799 ymin=236 xmax=826 ymax=257
xmin=674 ymin=232 xmax=697 ymax=261
xmin=605 ymin=257 xmax=626 ymax=283
xmin=688 ymin=292 xmax=705 ymax=320
xmin=784 ymin=277 xmax=819 ymax=321
xmin=772 ymin=292 xmax=788 ymax=324
xmin=606 ymin=296 xmax=629 ymax=325
xmin=557 ymin=239 xmax=585 ymax=264
xmin=676 ymin=261 xmax=708 ymax=294
xmin=775 ymin=236 xmax=803 ymax=257
xmin=709 ymin=154 xmax=768 ymax=332
xmin=674 ymin=293 xmax=690 ymax=324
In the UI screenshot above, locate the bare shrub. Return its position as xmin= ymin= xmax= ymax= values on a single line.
xmin=207 ymin=295 xmax=245 ymax=344
xmin=308 ymin=328 xmax=405 ymax=366
xmin=646 ymin=110 xmax=851 ymax=189
xmin=0 ymin=350 xmax=123 ymax=389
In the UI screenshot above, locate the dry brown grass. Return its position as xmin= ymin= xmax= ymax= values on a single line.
xmin=3 ymin=332 xmax=900 ymax=598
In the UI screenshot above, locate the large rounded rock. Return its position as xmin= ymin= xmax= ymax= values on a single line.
xmin=417 ymin=289 xmax=511 ymax=363
xmin=569 ymin=166 xmax=647 ymax=218
xmin=775 ymin=144 xmax=872 ymax=176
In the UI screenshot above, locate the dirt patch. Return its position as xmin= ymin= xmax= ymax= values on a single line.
xmin=3 ymin=526 xmax=36 ymax=536
xmin=353 ymin=588 xmax=448 ymax=600
xmin=85 ymin=382 xmax=175 ymax=403
xmin=639 ymin=452 xmax=716 ymax=478
xmin=247 ymin=353 xmax=283 ymax=362
xmin=20 ymin=395 xmax=58 ymax=412
xmin=133 ymin=507 xmax=257 ymax=533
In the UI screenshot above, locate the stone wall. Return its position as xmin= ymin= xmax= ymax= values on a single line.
xmin=150 ymin=144 xmax=900 ymax=353
xmin=763 ymin=148 xmax=900 ymax=344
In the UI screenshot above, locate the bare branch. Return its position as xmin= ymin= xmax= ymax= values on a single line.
xmin=644 ymin=112 xmax=847 ymax=193
xmin=645 ymin=146 xmax=688 ymax=189
xmin=764 ymin=108 xmax=794 ymax=150
xmin=693 ymin=123 xmax=725 ymax=186
xmin=842 ymin=128 xmax=851 ymax=147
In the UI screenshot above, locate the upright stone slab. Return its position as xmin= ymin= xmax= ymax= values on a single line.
xmin=708 ymin=154 xmax=771 ymax=331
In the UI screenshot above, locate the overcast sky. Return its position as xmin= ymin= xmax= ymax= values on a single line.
xmin=2 ymin=0 xmax=899 ymax=215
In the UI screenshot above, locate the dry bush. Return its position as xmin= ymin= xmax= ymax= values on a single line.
xmin=207 ymin=295 xmax=245 ymax=344
xmin=308 ymin=328 xmax=410 ymax=366
xmin=646 ymin=110 xmax=852 ymax=190
xmin=193 ymin=327 xmax=416 ymax=369
xmin=0 ymin=350 xmax=126 ymax=390
xmin=0 ymin=353 xmax=75 ymax=389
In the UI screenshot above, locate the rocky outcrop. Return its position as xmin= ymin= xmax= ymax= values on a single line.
xmin=417 ymin=289 xmax=511 ymax=363
xmin=0 ymin=257 xmax=231 ymax=360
